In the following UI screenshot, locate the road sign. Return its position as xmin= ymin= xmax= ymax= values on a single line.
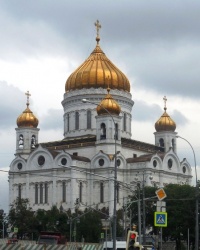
xmin=155 ymin=188 xmax=167 ymax=200
xmin=14 ymin=227 xmax=18 ymax=233
xmin=154 ymin=212 xmax=167 ymax=227
xmin=156 ymin=201 xmax=166 ymax=212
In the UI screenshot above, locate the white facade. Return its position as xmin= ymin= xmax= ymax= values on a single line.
xmin=9 ymin=39 xmax=192 ymax=216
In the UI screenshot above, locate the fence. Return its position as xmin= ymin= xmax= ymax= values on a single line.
xmin=0 ymin=240 xmax=104 ymax=250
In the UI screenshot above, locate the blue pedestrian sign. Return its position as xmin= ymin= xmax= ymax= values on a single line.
xmin=154 ymin=212 xmax=167 ymax=227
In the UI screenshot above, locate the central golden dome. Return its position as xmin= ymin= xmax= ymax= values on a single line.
xmin=65 ymin=22 xmax=130 ymax=92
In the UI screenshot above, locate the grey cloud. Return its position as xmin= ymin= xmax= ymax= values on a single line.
xmin=1 ymin=1 xmax=200 ymax=100
xmin=39 ymin=109 xmax=63 ymax=130
xmin=133 ymin=99 xmax=188 ymax=127
xmin=0 ymin=82 xmax=25 ymax=129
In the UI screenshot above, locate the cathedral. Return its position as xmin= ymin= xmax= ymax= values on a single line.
xmin=9 ymin=21 xmax=192 ymax=215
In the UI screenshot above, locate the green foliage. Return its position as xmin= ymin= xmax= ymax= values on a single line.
xmin=6 ymin=184 xmax=196 ymax=244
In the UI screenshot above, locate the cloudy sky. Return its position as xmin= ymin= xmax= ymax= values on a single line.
xmin=1 ymin=0 xmax=200 ymax=212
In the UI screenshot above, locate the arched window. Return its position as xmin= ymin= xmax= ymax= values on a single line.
xmin=100 ymin=123 xmax=106 ymax=140
xmin=159 ymin=138 xmax=164 ymax=148
xmin=19 ymin=134 xmax=24 ymax=149
xmin=67 ymin=114 xmax=70 ymax=132
xmin=62 ymin=182 xmax=66 ymax=202
xmin=44 ymin=183 xmax=48 ymax=204
xmin=31 ymin=135 xmax=36 ymax=149
xmin=123 ymin=113 xmax=127 ymax=131
xmin=172 ymin=139 xmax=175 ymax=151
xmin=75 ymin=112 xmax=79 ymax=130
xmin=40 ymin=183 xmax=43 ymax=204
xmin=116 ymin=183 xmax=119 ymax=203
xmin=114 ymin=123 xmax=118 ymax=140
xmin=87 ymin=110 xmax=91 ymax=129
xmin=79 ymin=182 xmax=83 ymax=203
xmin=100 ymin=182 xmax=104 ymax=203
xmin=18 ymin=185 xmax=21 ymax=200
xmin=35 ymin=184 xmax=38 ymax=204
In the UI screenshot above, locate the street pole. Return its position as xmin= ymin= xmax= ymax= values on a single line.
xmin=137 ymin=184 xmax=141 ymax=244
xmin=176 ymin=135 xmax=198 ymax=250
xmin=82 ymin=98 xmax=117 ymax=250
xmin=142 ymin=174 xmax=146 ymax=245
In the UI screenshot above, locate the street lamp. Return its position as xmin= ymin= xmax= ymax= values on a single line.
xmin=135 ymin=172 xmax=153 ymax=245
xmin=176 ymin=135 xmax=198 ymax=250
xmin=82 ymin=98 xmax=117 ymax=250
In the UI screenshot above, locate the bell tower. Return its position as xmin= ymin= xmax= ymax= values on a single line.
xmin=15 ymin=91 xmax=39 ymax=158
xmin=154 ymin=96 xmax=177 ymax=153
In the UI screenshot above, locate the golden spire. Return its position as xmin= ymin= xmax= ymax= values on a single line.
xmin=94 ymin=20 xmax=101 ymax=44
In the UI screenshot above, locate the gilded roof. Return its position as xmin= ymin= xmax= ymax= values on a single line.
xmin=155 ymin=96 xmax=176 ymax=132
xmin=65 ymin=21 xmax=130 ymax=92
xmin=97 ymin=88 xmax=121 ymax=116
xmin=17 ymin=91 xmax=39 ymax=128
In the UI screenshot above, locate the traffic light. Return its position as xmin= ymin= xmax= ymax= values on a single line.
xmin=126 ymin=230 xmax=138 ymax=250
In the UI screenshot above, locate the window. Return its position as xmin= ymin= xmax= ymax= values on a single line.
xmin=38 ymin=156 xmax=45 ymax=166
xmin=99 ymin=159 xmax=104 ymax=166
xmin=114 ymin=123 xmax=118 ymax=140
xmin=44 ymin=183 xmax=48 ymax=204
xmin=183 ymin=166 xmax=186 ymax=173
xmin=18 ymin=185 xmax=21 ymax=199
xmin=67 ymin=114 xmax=70 ymax=132
xmin=19 ymin=134 xmax=24 ymax=149
xmin=116 ymin=183 xmax=119 ymax=203
xmin=123 ymin=113 xmax=127 ymax=131
xmin=61 ymin=158 xmax=67 ymax=166
xmin=62 ymin=182 xmax=66 ymax=202
xmin=79 ymin=182 xmax=82 ymax=203
xmin=31 ymin=135 xmax=36 ymax=149
xmin=153 ymin=160 xmax=157 ymax=168
xmin=168 ymin=159 xmax=173 ymax=169
xmin=159 ymin=138 xmax=164 ymax=148
xmin=75 ymin=111 xmax=79 ymax=130
xmin=87 ymin=110 xmax=91 ymax=129
xmin=100 ymin=182 xmax=104 ymax=203
xmin=172 ymin=139 xmax=175 ymax=151
xmin=17 ymin=163 xmax=22 ymax=170
xmin=40 ymin=184 xmax=43 ymax=204
xmin=35 ymin=184 xmax=38 ymax=204
xmin=100 ymin=123 xmax=106 ymax=139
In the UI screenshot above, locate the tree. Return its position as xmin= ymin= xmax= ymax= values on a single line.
xmin=8 ymin=198 xmax=35 ymax=239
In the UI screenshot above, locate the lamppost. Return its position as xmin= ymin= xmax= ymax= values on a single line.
xmin=176 ymin=135 xmax=198 ymax=250
xmin=82 ymin=98 xmax=117 ymax=250
xmin=135 ymin=172 xmax=153 ymax=245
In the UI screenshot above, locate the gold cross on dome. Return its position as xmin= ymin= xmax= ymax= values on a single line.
xmin=163 ymin=96 xmax=167 ymax=110
xmin=95 ymin=20 xmax=101 ymax=36
xmin=25 ymin=91 xmax=31 ymax=106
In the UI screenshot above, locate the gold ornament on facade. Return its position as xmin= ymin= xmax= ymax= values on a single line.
xmin=65 ymin=20 xmax=130 ymax=92
xmin=155 ymin=96 xmax=176 ymax=132
xmin=17 ymin=91 xmax=39 ymax=128
xmin=97 ymin=87 xmax=121 ymax=116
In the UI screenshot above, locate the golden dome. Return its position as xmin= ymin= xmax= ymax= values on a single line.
xmin=17 ymin=91 xmax=39 ymax=128
xmin=97 ymin=88 xmax=121 ymax=116
xmin=155 ymin=96 xmax=176 ymax=132
xmin=65 ymin=21 xmax=130 ymax=92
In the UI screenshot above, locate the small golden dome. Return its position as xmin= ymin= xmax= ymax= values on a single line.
xmin=97 ymin=88 xmax=121 ymax=116
xmin=155 ymin=96 xmax=176 ymax=132
xmin=17 ymin=91 xmax=39 ymax=128
xmin=65 ymin=21 xmax=130 ymax=92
